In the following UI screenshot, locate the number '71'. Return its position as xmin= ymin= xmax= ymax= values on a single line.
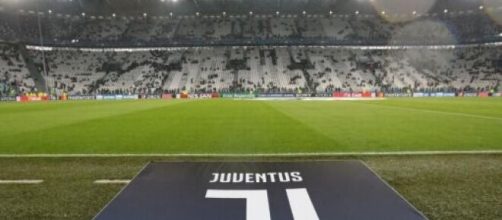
xmin=206 ymin=188 xmax=319 ymax=220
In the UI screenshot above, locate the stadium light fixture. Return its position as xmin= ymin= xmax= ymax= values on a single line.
xmin=143 ymin=13 xmax=147 ymax=17
xmin=355 ymin=11 xmax=359 ymax=15
xmin=249 ymin=11 xmax=253 ymax=16
xmin=329 ymin=10 xmax=333 ymax=15
xmin=172 ymin=0 xmax=178 ymax=2
xmin=381 ymin=11 xmax=386 ymax=15
xmin=222 ymin=11 xmax=226 ymax=16
xmin=48 ymin=9 xmax=52 ymax=14
xmin=169 ymin=12 xmax=173 ymax=17
xmin=302 ymin=11 xmax=307 ymax=15
xmin=81 ymin=12 xmax=86 ymax=17
xmin=196 ymin=12 xmax=200 ymax=16
xmin=276 ymin=11 xmax=280 ymax=15
xmin=112 ymin=13 xmax=116 ymax=17
xmin=443 ymin=9 xmax=448 ymax=13
xmin=479 ymin=5 xmax=484 ymax=10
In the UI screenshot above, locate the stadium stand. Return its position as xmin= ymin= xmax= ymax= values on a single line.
xmin=21 ymin=46 xmax=501 ymax=95
xmin=0 ymin=3 xmax=501 ymax=97
xmin=0 ymin=44 xmax=36 ymax=96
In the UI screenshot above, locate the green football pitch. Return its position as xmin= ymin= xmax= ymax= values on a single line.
xmin=0 ymin=98 xmax=502 ymax=219
xmin=0 ymin=97 xmax=501 ymax=154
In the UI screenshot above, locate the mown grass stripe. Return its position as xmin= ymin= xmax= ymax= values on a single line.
xmin=0 ymin=180 xmax=44 ymax=184
xmin=356 ymin=101 xmax=502 ymax=122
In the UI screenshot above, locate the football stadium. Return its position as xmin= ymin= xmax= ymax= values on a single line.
xmin=0 ymin=0 xmax=502 ymax=219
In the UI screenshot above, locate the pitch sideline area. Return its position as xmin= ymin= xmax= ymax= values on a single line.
xmin=0 ymin=154 xmax=501 ymax=220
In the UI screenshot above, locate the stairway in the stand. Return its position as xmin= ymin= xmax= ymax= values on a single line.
xmin=18 ymin=44 xmax=46 ymax=92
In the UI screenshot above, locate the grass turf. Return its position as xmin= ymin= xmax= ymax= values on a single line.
xmin=0 ymin=155 xmax=500 ymax=220
xmin=1 ymin=98 xmax=501 ymax=219
xmin=0 ymin=98 xmax=501 ymax=154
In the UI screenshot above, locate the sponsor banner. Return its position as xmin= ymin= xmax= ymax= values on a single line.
xmin=179 ymin=93 xmax=189 ymax=99
xmin=462 ymin=93 xmax=478 ymax=97
xmin=222 ymin=93 xmax=256 ymax=99
xmin=96 ymin=95 xmax=139 ymax=100
xmin=296 ymin=93 xmax=313 ymax=98
xmin=347 ymin=92 xmax=373 ymax=98
xmin=432 ymin=92 xmax=455 ymax=97
xmin=384 ymin=93 xmax=412 ymax=97
xmin=282 ymin=93 xmax=296 ymax=98
xmin=333 ymin=92 xmax=351 ymax=97
xmin=141 ymin=95 xmax=161 ymax=99
xmin=68 ymin=95 xmax=95 ymax=100
xmin=122 ymin=95 xmax=139 ymax=100
xmin=479 ymin=92 xmax=489 ymax=97
xmin=162 ymin=94 xmax=173 ymax=99
xmin=332 ymin=92 xmax=372 ymax=98
xmin=236 ymin=93 xmax=256 ymax=99
xmin=257 ymin=93 xmax=296 ymax=98
xmin=221 ymin=93 xmax=234 ymax=98
xmin=94 ymin=161 xmax=426 ymax=220
xmin=29 ymin=96 xmax=46 ymax=101
xmin=413 ymin=93 xmax=425 ymax=97
xmin=314 ymin=93 xmax=332 ymax=97
xmin=495 ymin=93 xmax=502 ymax=97
xmin=95 ymin=95 xmax=118 ymax=100
xmin=361 ymin=91 xmax=372 ymax=97
xmin=0 ymin=96 xmax=17 ymax=102
xmin=188 ymin=93 xmax=213 ymax=99
xmin=331 ymin=92 xmax=375 ymax=98
xmin=16 ymin=95 xmax=49 ymax=102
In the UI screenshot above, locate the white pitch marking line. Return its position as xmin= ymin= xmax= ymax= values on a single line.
xmin=0 ymin=180 xmax=44 ymax=184
xmin=0 ymin=150 xmax=502 ymax=158
xmin=94 ymin=179 xmax=130 ymax=184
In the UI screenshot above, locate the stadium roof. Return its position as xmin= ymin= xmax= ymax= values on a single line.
xmin=1 ymin=0 xmax=498 ymax=16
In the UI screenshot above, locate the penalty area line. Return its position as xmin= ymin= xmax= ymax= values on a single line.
xmin=0 ymin=150 xmax=502 ymax=158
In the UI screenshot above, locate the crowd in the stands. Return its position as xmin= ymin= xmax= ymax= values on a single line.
xmin=0 ymin=45 xmax=496 ymax=96
xmin=0 ymin=10 xmax=500 ymax=46
xmin=0 ymin=44 xmax=36 ymax=96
